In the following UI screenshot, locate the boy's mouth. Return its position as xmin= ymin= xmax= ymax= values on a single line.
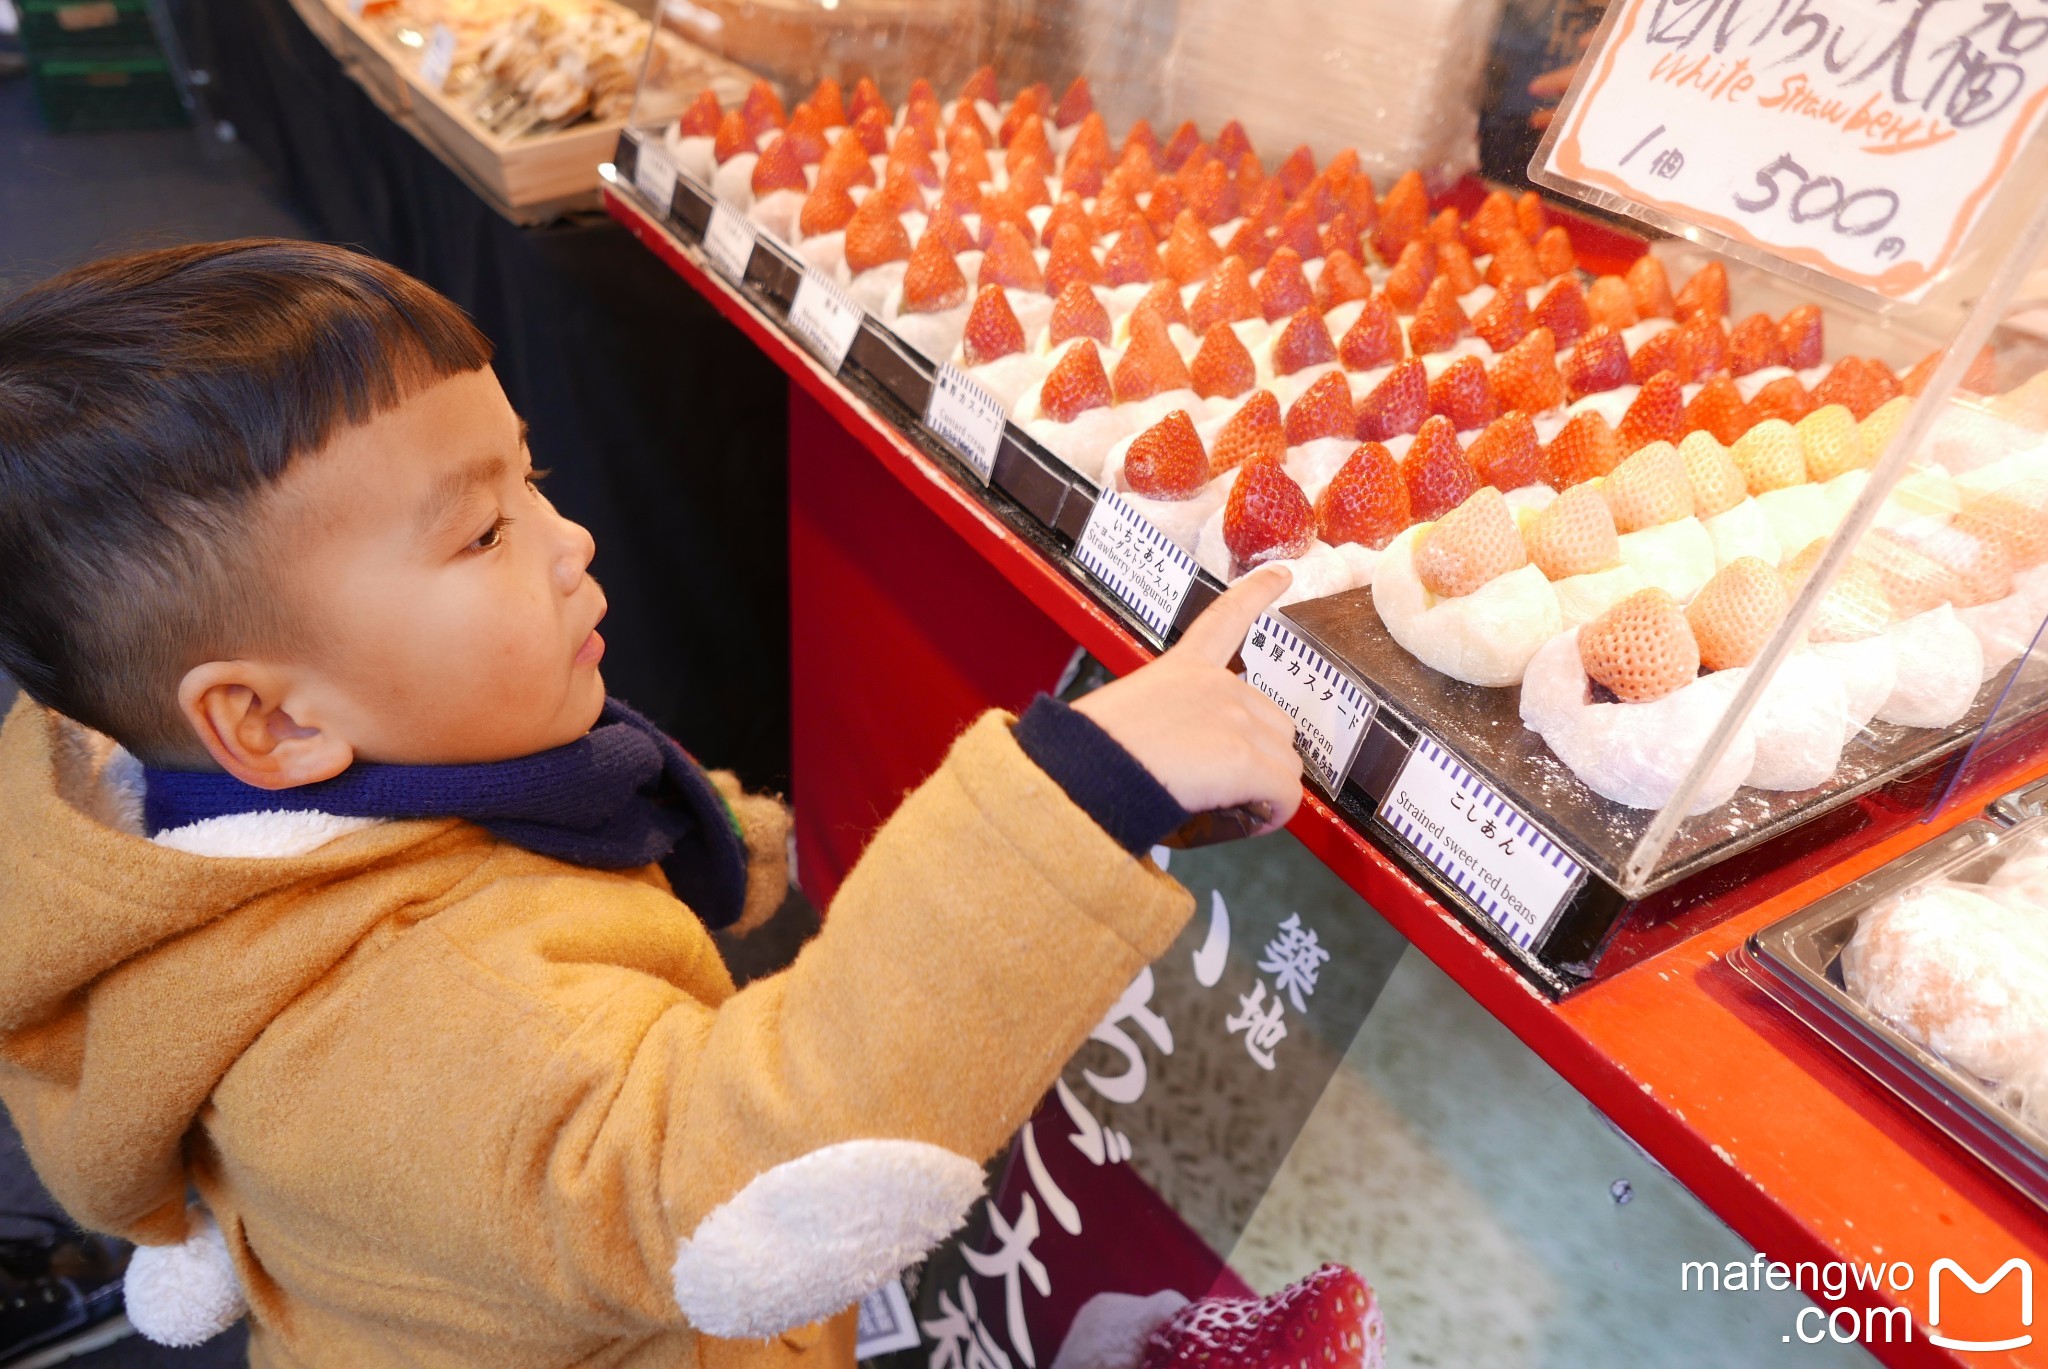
xmin=576 ymin=629 xmax=605 ymax=667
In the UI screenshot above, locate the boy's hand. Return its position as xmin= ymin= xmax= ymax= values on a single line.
xmin=1072 ymin=565 xmax=1303 ymax=836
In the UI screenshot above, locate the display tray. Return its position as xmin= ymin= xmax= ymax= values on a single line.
xmin=605 ymin=142 xmax=2045 ymax=997
xmin=1738 ymin=819 xmax=2048 ymax=1211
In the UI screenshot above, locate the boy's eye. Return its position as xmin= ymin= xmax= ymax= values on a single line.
xmin=473 ymin=518 xmax=509 ymax=551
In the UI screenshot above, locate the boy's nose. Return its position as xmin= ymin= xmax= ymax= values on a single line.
xmin=553 ymin=517 xmax=597 ymax=595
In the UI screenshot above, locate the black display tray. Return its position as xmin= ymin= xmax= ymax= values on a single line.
xmin=607 ymin=132 xmax=2033 ymax=997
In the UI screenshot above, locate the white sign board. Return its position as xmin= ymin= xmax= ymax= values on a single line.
xmin=633 ymin=141 xmax=678 ymax=214
xmin=923 ymin=363 xmax=1006 ymax=483
xmin=1073 ymin=492 xmax=1200 ymax=637
xmin=1240 ymin=613 xmax=1374 ymax=796
xmin=702 ymin=201 xmax=756 ymax=284
xmin=787 ymin=269 xmax=862 ymax=372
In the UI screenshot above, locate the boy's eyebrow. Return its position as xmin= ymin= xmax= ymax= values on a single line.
xmin=418 ymin=454 xmax=512 ymax=539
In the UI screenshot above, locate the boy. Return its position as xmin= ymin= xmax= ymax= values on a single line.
xmin=0 ymin=240 xmax=1301 ymax=1368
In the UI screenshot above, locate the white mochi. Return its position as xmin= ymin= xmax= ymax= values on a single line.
xmin=1754 ymin=485 xmax=1842 ymax=560
xmin=1876 ymin=605 xmax=1985 ymax=727
xmin=1373 ymin=526 xmax=1562 ymax=686
xmin=1552 ymin=563 xmax=1648 ymax=628
xmin=745 ymin=188 xmax=804 ymax=242
xmin=1270 ymin=542 xmax=1362 ymax=607
xmin=1875 ymin=465 xmax=1963 ymax=526
xmin=673 ymin=134 xmax=715 ymax=185
xmin=1703 ymin=498 xmax=1783 ymax=568
xmin=711 ymin=154 xmax=756 ymax=209
xmin=1812 ymin=634 xmax=1899 ymax=739
xmin=1740 ymin=652 xmax=1850 ymax=791
xmin=1616 ymin=517 xmax=1716 ymax=602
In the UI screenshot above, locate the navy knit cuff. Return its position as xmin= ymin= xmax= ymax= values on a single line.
xmin=1013 ymin=695 xmax=1190 ymax=855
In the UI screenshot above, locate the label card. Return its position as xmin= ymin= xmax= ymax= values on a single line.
xmin=1379 ymin=735 xmax=1583 ymax=950
xmin=923 ymin=363 xmax=1005 ymax=483
xmin=1073 ymin=492 xmax=1199 ymax=637
xmin=786 ymin=269 xmax=862 ymax=372
xmin=853 ymin=1279 xmax=920 ymax=1357
xmin=417 ymin=22 xmax=456 ymax=90
xmin=701 ymin=201 xmax=756 ymax=284
xmin=632 ymin=140 xmax=678 ymax=216
xmin=1541 ymin=0 xmax=2048 ymax=299
xmin=1240 ymin=614 xmax=1375 ymax=795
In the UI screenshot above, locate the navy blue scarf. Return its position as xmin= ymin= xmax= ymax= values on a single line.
xmin=142 ymin=698 xmax=752 ymax=929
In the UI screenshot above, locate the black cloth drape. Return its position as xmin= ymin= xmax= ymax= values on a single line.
xmin=186 ymin=0 xmax=794 ymax=789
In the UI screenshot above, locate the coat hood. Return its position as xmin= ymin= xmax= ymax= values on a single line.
xmin=0 ymin=699 xmax=475 ymax=1244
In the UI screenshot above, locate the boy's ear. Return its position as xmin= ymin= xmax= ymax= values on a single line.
xmin=176 ymin=662 xmax=353 ymax=789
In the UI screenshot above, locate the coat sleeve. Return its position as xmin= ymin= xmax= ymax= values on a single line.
xmin=518 ymin=711 xmax=1195 ymax=1341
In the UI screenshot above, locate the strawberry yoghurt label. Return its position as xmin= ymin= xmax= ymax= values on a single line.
xmin=1073 ymin=492 xmax=1199 ymax=637
xmin=1542 ymin=0 xmax=2048 ymax=299
xmin=1380 ymin=736 xmax=1584 ymax=950
xmin=1240 ymin=614 xmax=1375 ymax=797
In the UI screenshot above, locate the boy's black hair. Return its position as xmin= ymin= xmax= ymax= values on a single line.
xmin=0 ymin=239 xmax=494 ymax=765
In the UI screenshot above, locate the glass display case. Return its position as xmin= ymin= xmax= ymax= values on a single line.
xmin=604 ymin=0 xmax=2048 ymax=987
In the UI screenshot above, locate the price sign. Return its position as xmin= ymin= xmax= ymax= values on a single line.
xmin=702 ymin=201 xmax=756 ymax=284
xmin=1239 ymin=614 xmax=1374 ymax=796
xmin=786 ymin=269 xmax=862 ymax=372
xmin=1379 ymin=735 xmax=1583 ymax=950
xmin=417 ymin=22 xmax=456 ymax=89
xmin=922 ymin=363 xmax=1005 ymax=483
xmin=1073 ymin=492 xmax=1199 ymax=636
xmin=1541 ymin=0 xmax=2048 ymax=299
xmin=853 ymin=1280 xmax=920 ymax=1357
xmin=633 ymin=140 xmax=678 ymax=215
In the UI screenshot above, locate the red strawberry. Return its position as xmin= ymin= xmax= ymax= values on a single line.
xmin=977 ymin=222 xmax=1046 ymax=293
xmin=1040 ymin=194 xmax=1092 ymax=249
xmin=1404 ymin=415 xmax=1481 ymax=520
xmin=1316 ymin=250 xmax=1373 ymax=312
xmin=677 ymin=89 xmax=722 ymax=139
xmin=1163 ymin=210 xmax=1223 ymax=284
xmin=900 ymin=231 xmax=968 ymax=314
xmin=817 ymin=130 xmax=877 ymax=192
xmin=1039 ymin=339 xmax=1114 ymax=422
xmin=1376 ymin=169 xmax=1430 ymax=259
xmin=1222 ymin=219 xmax=1275 ymax=271
xmin=1626 ymin=255 xmax=1677 ymax=318
xmin=996 ymin=84 xmax=1045 ymax=145
xmin=1274 ymin=202 xmax=1323 ymax=260
xmin=1124 ymin=410 xmax=1209 ymax=499
xmin=945 ymin=125 xmax=993 ymax=184
xmin=1407 ymin=276 xmax=1471 ymax=356
xmin=872 ymin=164 xmax=927 ymax=216
xmin=1469 ymin=410 xmax=1541 ymax=490
xmin=1617 ymin=369 xmax=1685 ymax=450
xmin=1485 ymin=233 xmax=1545 ymax=294
xmin=1428 ymin=356 xmax=1500 ymax=431
xmin=1044 ymin=224 xmax=1104 ymax=296
xmin=1472 ymin=287 xmax=1531 ymax=353
xmin=1748 ymin=374 xmax=1813 ymax=425
xmin=1727 ymin=312 xmax=1784 ymax=376
xmin=1190 ymin=257 xmax=1261 ymax=335
xmin=1054 ymin=75 xmax=1093 ymax=128
xmin=798 ymin=183 xmax=858 ymax=237
xmin=1356 ymin=359 xmax=1428 ymax=440
xmin=1060 ymin=139 xmax=1107 ymax=199
xmin=961 ymin=285 xmax=1026 ymax=364
xmin=1257 ymin=248 xmax=1315 ymax=322
xmin=1322 ymin=210 xmax=1364 ymax=264
xmin=1223 ymin=458 xmax=1317 ymax=570
xmin=1465 ymin=190 xmax=1519 ymax=254
xmin=1535 ymin=225 xmax=1577 ymax=280
xmin=1187 ymin=158 xmax=1241 ymax=226
xmin=1427 ymin=207 xmax=1464 ymax=247
xmin=957 ymin=64 xmax=998 ymax=106
xmin=1130 ymin=282 xmax=1189 ymax=339
xmin=1215 ymin=119 xmax=1256 ymax=170
xmin=781 ymin=104 xmax=829 ymax=162
xmin=887 ymin=134 xmax=940 ymax=189
xmin=1586 ymin=275 xmax=1639 ymax=332
xmin=1047 ymin=281 xmax=1112 ymax=347
xmin=1628 ymin=326 xmax=1693 ymax=386
xmin=1158 ymin=119 xmax=1200 ymax=170
xmin=1680 ymin=314 xmax=1729 ymax=377
xmin=1778 ymin=304 xmax=1824 ymax=370
xmin=1562 ymin=327 xmax=1629 ymax=400
xmin=739 ymin=79 xmax=785 ymax=138
xmin=1102 ymin=216 xmax=1164 ymax=286
xmin=1812 ymin=356 xmax=1900 ymax=420
xmin=1211 ymin=391 xmax=1286 ymax=475
xmin=1490 ymin=327 xmax=1567 ymax=413
xmin=1531 ymin=277 xmax=1593 ymax=348
xmin=1285 ymin=371 xmax=1356 ymax=445
xmin=1437 ymin=240 xmax=1483 ymax=294
xmin=809 ymin=78 xmax=846 ymax=128
xmin=1541 ymin=410 xmax=1625 ymax=488
xmin=1123 ymin=118 xmax=1162 ymax=166
xmin=848 ymin=105 xmax=891 ymax=157
xmin=1683 ymin=373 xmax=1749 ymax=444
xmin=945 ymin=101 xmax=991 ymax=152
xmin=1277 ymin=144 xmax=1317 ymax=198
xmin=1383 ymin=239 xmax=1437 ymax=313
xmin=1004 ymin=163 xmax=1052 ymax=209
xmin=1007 ymin=108 xmax=1055 ymax=168
xmin=843 ymin=196 xmax=913 ymax=275
xmin=926 ymin=195 xmax=980 ymax=255
xmin=847 ymin=77 xmax=886 ymax=123
xmin=1674 ymin=260 xmax=1729 ymax=321
xmin=713 ymin=110 xmax=753 ymax=164
xmin=1191 ymin=323 xmax=1257 ymax=399
xmin=1272 ymin=308 xmax=1339 ymax=376
xmin=1114 ymin=313 xmax=1194 ymax=403
xmin=1517 ymin=191 xmax=1547 ymax=239
xmin=1243 ymin=181 xmax=1288 ymax=232
xmin=1318 ymin=442 xmax=1412 ymax=549
xmin=1339 ymin=297 xmax=1406 ymax=371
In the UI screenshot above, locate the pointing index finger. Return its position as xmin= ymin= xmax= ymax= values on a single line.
xmin=1170 ymin=564 xmax=1292 ymax=667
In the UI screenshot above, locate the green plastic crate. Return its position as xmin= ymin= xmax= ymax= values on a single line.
xmin=28 ymin=56 xmax=188 ymax=132
xmin=18 ymin=0 xmax=159 ymax=57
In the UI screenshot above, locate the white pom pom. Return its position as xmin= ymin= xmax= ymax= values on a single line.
xmin=124 ymin=1208 xmax=247 ymax=1348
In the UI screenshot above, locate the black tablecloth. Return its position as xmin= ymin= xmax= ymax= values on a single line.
xmin=187 ymin=0 xmax=794 ymax=790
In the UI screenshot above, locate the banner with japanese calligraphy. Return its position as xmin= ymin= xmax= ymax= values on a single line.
xmin=1536 ymin=0 xmax=2048 ymax=300
xmin=860 ymin=831 xmax=1409 ymax=1369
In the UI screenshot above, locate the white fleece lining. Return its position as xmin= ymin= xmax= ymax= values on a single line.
xmin=151 ymin=809 xmax=385 ymax=859
xmin=124 ymin=1207 xmax=247 ymax=1348
xmin=671 ymin=1139 xmax=986 ymax=1338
